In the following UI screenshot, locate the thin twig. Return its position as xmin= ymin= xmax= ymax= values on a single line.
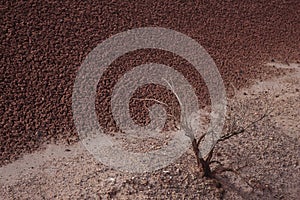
xmin=132 ymin=97 xmax=168 ymax=107
xmin=218 ymin=106 xmax=273 ymax=142
xmin=163 ymin=78 xmax=182 ymax=107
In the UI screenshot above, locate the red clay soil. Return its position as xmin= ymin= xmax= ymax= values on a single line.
xmin=1 ymin=0 xmax=299 ymax=165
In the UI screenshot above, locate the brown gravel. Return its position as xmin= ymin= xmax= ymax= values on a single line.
xmin=1 ymin=0 xmax=299 ymax=187
xmin=1 ymin=66 xmax=299 ymax=199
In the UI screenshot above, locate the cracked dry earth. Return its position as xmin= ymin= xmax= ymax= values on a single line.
xmin=0 ymin=62 xmax=299 ymax=199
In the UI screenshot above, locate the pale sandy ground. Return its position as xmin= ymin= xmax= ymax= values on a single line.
xmin=0 ymin=61 xmax=299 ymax=199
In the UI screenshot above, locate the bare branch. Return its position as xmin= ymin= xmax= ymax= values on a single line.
xmin=218 ymin=101 xmax=273 ymax=143
xmin=218 ymin=128 xmax=245 ymax=142
xmin=197 ymin=133 xmax=206 ymax=146
xmin=132 ymin=97 xmax=168 ymax=107
xmin=205 ymin=148 xmax=214 ymax=163
xmin=163 ymin=78 xmax=182 ymax=107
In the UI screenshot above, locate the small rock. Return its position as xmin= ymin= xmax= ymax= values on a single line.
xmin=108 ymin=177 xmax=115 ymax=182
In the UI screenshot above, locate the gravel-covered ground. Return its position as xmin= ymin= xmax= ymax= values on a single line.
xmin=1 ymin=64 xmax=299 ymax=199
xmin=1 ymin=0 xmax=300 ymax=199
